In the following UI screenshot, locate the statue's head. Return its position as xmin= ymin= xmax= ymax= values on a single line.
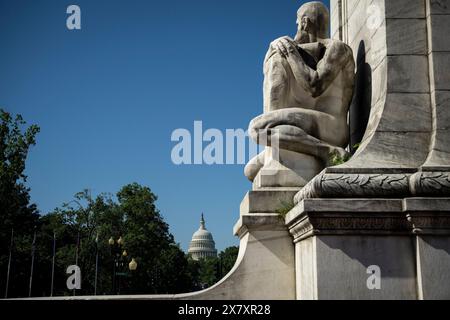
xmin=295 ymin=2 xmax=330 ymax=43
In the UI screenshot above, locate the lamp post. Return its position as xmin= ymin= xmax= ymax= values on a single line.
xmin=94 ymin=232 xmax=99 ymax=296
xmin=108 ymin=236 xmax=137 ymax=295
xmin=28 ymin=226 xmax=37 ymax=297
xmin=50 ymin=231 xmax=56 ymax=297
xmin=4 ymin=228 xmax=14 ymax=299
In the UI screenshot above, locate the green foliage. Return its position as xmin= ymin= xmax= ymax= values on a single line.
xmin=187 ymin=246 xmax=239 ymax=290
xmin=198 ymin=257 xmax=220 ymax=288
xmin=2 ymin=181 xmax=195 ymax=297
xmin=276 ymin=200 xmax=295 ymax=220
xmin=218 ymin=246 xmax=239 ymax=276
xmin=34 ymin=184 xmax=194 ymax=296
xmin=0 ymin=109 xmax=40 ymax=230
xmin=328 ymin=144 xmax=361 ymax=166
xmin=329 ymin=151 xmax=351 ymax=166
xmin=0 ymin=109 xmax=40 ymax=297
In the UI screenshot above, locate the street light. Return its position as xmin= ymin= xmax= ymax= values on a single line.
xmin=129 ymin=258 xmax=138 ymax=271
xmin=108 ymin=236 xmax=123 ymax=294
xmin=108 ymin=236 xmax=136 ymax=295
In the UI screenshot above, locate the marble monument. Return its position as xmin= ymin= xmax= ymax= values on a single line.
xmin=46 ymin=0 xmax=450 ymax=301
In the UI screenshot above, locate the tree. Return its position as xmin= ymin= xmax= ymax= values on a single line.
xmin=218 ymin=246 xmax=239 ymax=277
xmin=30 ymin=183 xmax=193 ymax=297
xmin=0 ymin=109 xmax=40 ymax=297
xmin=117 ymin=183 xmax=191 ymax=294
xmin=187 ymin=246 xmax=239 ymax=291
xmin=0 ymin=109 xmax=40 ymax=228
xmin=35 ymin=190 xmax=121 ymax=296
xmin=198 ymin=256 xmax=220 ymax=288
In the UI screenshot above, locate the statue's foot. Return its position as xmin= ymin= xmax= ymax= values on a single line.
xmin=244 ymin=151 xmax=266 ymax=182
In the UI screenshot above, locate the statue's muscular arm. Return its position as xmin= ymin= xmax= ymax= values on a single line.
xmin=275 ymin=38 xmax=354 ymax=98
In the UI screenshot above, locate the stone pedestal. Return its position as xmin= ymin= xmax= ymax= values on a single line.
xmin=253 ymin=148 xmax=323 ymax=189
xmin=286 ymin=198 xmax=450 ymax=300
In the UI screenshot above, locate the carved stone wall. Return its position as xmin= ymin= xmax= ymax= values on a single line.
xmin=331 ymin=0 xmax=432 ymax=170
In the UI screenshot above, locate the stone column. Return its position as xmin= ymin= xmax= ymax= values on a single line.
xmin=406 ymin=198 xmax=450 ymax=300
xmin=286 ymin=199 xmax=417 ymax=300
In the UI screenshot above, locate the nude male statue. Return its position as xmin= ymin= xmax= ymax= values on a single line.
xmin=245 ymin=1 xmax=355 ymax=183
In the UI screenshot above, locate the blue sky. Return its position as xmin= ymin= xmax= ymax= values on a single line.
xmin=0 ymin=0 xmax=329 ymax=252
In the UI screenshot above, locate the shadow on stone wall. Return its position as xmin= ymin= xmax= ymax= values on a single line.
xmin=423 ymin=237 xmax=450 ymax=255
xmin=349 ymin=40 xmax=372 ymax=154
xmin=319 ymin=235 xmax=416 ymax=279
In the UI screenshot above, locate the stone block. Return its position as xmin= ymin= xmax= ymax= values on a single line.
xmin=387 ymin=55 xmax=430 ymax=93
xmin=427 ymin=0 xmax=450 ymax=15
xmin=345 ymin=131 xmax=430 ymax=169
xmin=386 ymin=19 xmax=428 ymax=55
xmin=287 ymin=199 xmax=404 ymax=219
xmin=416 ymin=236 xmax=450 ymax=299
xmin=295 ymin=238 xmax=315 ymax=300
xmin=433 ymin=90 xmax=450 ymax=130
xmin=240 ymin=190 xmax=298 ymax=215
xmin=429 ymin=52 xmax=450 ymax=91
xmin=384 ymin=0 xmax=426 ymax=18
xmin=429 ymin=129 xmax=450 ymax=159
xmin=428 ymin=14 xmax=450 ymax=52
xmin=313 ymin=235 xmax=417 ymax=300
xmin=377 ymin=93 xmax=431 ymax=132
xmin=404 ymin=197 xmax=450 ymax=211
xmin=252 ymin=149 xmax=323 ymax=189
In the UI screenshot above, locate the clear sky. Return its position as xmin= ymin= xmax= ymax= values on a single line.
xmin=0 ymin=0 xmax=329 ymax=252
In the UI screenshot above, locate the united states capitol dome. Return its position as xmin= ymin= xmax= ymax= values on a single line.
xmin=188 ymin=214 xmax=217 ymax=261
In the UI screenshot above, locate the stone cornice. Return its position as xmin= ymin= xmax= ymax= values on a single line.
xmin=409 ymin=171 xmax=450 ymax=196
xmin=287 ymin=198 xmax=450 ymax=242
xmin=233 ymin=213 xmax=286 ymax=238
xmin=294 ymin=169 xmax=450 ymax=203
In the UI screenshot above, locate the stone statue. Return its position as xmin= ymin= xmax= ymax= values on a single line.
xmin=245 ymin=1 xmax=355 ymax=188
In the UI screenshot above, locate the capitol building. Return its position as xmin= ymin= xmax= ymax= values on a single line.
xmin=188 ymin=214 xmax=217 ymax=261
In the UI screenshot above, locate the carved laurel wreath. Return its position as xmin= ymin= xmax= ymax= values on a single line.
xmin=295 ymin=171 xmax=450 ymax=203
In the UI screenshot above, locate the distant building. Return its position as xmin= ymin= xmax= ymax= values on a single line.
xmin=188 ymin=214 xmax=217 ymax=261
